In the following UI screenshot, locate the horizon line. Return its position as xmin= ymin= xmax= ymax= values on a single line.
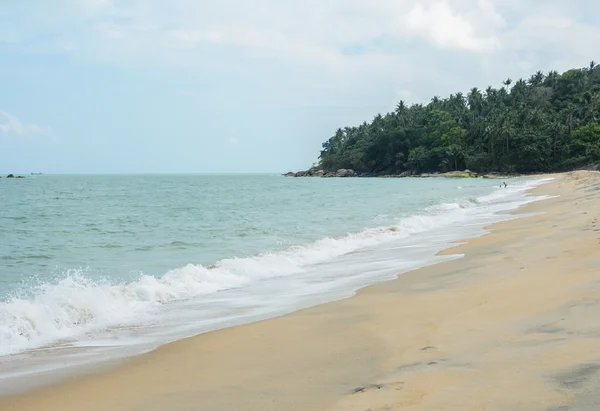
xmin=1 ymin=171 xmax=288 ymax=176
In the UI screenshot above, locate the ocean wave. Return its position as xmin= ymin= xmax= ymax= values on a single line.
xmin=0 ymin=178 xmax=550 ymax=356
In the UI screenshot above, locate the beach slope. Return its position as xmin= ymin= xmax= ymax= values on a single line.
xmin=2 ymin=171 xmax=600 ymax=411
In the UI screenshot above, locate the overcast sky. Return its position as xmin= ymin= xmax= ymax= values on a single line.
xmin=1 ymin=0 xmax=598 ymax=174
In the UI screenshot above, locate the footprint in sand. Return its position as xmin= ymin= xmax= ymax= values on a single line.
xmin=353 ymin=381 xmax=404 ymax=394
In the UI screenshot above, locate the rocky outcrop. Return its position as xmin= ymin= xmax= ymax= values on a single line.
xmin=6 ymin=174 xmax=14 ymax=178
xmin=441 ymin=170 xmax=479 ymax=178
xmin=334 ymin=169 xmax=356 ymax=177
xmin=283 ymin=168 xmax=486 ymax=178
xmin=283 ymin=168 xmax=357 ymax=178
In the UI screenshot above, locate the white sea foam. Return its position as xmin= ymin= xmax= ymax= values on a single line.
xmin=0 ymin=177 xmax=553 ymax=362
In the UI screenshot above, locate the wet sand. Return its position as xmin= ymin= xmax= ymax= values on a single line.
xmin=2 ymin=171 xmax=600 ymax=411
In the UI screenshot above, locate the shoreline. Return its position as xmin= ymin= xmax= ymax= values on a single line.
xmin=3 ymin=171 xmax=600 ymax=410
xmin=283 ymin=168 xmax=565 ymax=179
xmin=0 ymin=176 xmax=542 ymax=394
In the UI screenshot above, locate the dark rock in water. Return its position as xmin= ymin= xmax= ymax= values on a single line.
xmin=16 ymin=176 xmax=25 ymax=178
xmin=7 ymin=174 xmax=14 ymax=178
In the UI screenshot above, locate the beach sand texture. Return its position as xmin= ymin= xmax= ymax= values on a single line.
xmin=2 ymin=171 xmax=600 ymax=411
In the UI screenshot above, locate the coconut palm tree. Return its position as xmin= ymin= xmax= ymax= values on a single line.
xmin=528 ymin=71 xmax=544 ymax=86
xmin=395 ymin=100 xmax=408 ymax=126
xmin=314 ymin=61 xmax=600 ymax=175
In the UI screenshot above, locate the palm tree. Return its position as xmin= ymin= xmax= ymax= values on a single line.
xmin=499 ymin=115 xmax=515 ymax=157
xmin=544 ymin=70 xmax=559 ymax=87
xmin=450 ymin=92 xmax=466 ymax=120
xmin=535 ymin=71 xmax=544 ymax=83
xmin=395 ymin=100 xmax=408 ymax=126
xmin=467 ymin=87 xmax=483 ymax=114
xmin=528 ymin=71 xmax=544 ymax=86
xmin=395 ymin=100 xmax=407 ymax=114
xmin=444 ymin=143 xmax=464 ymax=171
xmin=407 ymin=147 xmax=427 ymax=173
xmin=315 ymin=61 xmax=600 ymax=175
xmin=511 ymin=79 xmax=528 ymax=101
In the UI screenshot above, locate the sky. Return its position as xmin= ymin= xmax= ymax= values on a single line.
xmin=1 ymin=0 xmax=599 ymax=174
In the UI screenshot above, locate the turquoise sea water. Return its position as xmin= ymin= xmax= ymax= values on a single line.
xmin=0 ymin=174 xmax=549 ymax=391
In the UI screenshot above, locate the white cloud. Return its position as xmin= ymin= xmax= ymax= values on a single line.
xmin=1 ymin=1 xmax=599 ymax=107
xmin=0 ymin=110 xmax=51 ymax=136
xmin=404 ymin=1 xmax=503 ymax=52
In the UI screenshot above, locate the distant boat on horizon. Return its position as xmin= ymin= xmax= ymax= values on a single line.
xmin=31 ymin=172 xmax=42 ymax=175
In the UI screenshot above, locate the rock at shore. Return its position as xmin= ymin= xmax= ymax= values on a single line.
xmin=335 ymin=169 xmax=356 ymax=177
xmin=283 ymin=168 xmax=327 ymax=177
xmin=283 ymin=168 xmax=358 ymax=178
xmin=442 ymin=170 xmax=479 ymax=178
xmin=283 ymin=168 xmax=489 ymax=178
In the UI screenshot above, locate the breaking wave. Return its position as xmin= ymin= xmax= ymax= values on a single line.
xmin=0 ymin=178 xmax=551 ymax=356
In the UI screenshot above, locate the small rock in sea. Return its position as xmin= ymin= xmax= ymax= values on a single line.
xmin=7 ymin=174 xmax=14 ymax=178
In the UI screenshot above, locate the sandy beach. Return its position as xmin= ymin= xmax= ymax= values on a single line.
xmin=2 ymin=171 xmax=600 ymax=411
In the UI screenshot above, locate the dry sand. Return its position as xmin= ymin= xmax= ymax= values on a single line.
xmin=2 ymin=171 xmax=600 ymax=411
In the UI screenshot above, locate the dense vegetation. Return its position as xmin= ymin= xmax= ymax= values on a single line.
xmin=317 ymin=62 xmax=600 ymax=174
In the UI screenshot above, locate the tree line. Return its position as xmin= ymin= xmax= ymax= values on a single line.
xmin=317 ymin=61 xmax=600 ymax=174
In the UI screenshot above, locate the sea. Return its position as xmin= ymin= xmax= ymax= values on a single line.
xmin=0 ymin=174 xmax=551 ymax=393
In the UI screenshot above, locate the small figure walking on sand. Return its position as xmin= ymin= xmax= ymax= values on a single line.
xmin=503 ymin=182 xmax=507 ymax=188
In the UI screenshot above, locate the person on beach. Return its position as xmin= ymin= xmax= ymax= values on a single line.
xmin=504 ymin=182 xmax=507 ymax=188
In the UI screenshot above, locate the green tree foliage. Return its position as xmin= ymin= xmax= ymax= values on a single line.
xmin=317 ymin=62 xmax=600 ymax=174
